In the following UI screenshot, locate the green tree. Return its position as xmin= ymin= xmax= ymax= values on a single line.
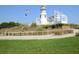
xmin=0 ymin=22 xmax=21 ymax=28
xmin=31 ymin=23 xmax=37 ymax=28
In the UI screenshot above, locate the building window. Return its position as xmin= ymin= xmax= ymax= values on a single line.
xmin=40 ymin=15 xmax=41 ymax=18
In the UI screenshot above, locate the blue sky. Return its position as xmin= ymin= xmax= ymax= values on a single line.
xmin=0 ymin=5 xmax=79 ymax=24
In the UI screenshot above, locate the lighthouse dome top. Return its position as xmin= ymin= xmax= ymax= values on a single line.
xmin=41 ymin=5 xmax=46 ymax=10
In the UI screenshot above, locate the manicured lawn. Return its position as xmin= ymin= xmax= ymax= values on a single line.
xmin=0 ymin=36 xmax=79 ymax=54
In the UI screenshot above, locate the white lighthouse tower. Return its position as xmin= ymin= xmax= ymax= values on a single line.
xmin=40 ymin=5 xmax=48 ymax=25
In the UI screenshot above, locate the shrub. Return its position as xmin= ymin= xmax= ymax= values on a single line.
xmin=31 ymin=23 xmax=37 ymax=28
xmin=76 ymin=33 xmax=79 ymax=36
xmin=54 ymin=31 xmax=63 ymax=35
xmin=36 ymin=27 xmax=44 ymax=31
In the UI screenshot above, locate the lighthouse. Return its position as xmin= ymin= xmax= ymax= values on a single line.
xmin=40 ymin=5 xmax=48 ymax=25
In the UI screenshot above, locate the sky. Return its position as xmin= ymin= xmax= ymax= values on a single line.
xmin=0 ymin=5 xmax=79 ymax=24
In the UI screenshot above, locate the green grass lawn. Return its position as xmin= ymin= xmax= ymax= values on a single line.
xmin=0 ymin=36 xmax=79 ymax=54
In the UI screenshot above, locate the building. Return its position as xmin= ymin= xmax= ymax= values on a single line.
xmin=53 ymin=10 xmax=68 ymax=24
xmin=36 ymin=5 xmax=68 ymax=25
xmin=36 ymin=5 xmax=48 ymax=25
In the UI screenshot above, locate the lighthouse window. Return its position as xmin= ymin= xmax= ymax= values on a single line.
xmin=44 ymin=15 xmax=46 ymax=17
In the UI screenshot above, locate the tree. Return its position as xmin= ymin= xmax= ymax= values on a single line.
xmin=31 ymin=23 xmax=37 ymax=28
xmin=0 ymin=22 xmax=21 ymax=28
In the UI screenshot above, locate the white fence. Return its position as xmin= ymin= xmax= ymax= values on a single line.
xmin=0 ymin=34 xmax=75 ymax=40
xmin=0 ymin=31 xmax=54 ymax=36
xmin=0 ymin=29 xmax=77 ymax=40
